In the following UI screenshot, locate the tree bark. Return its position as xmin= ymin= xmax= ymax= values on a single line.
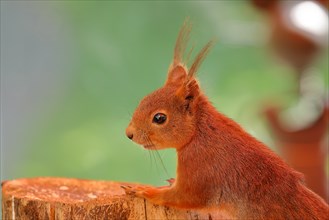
xmin=2 ymin=177 xmax=217 ymax=220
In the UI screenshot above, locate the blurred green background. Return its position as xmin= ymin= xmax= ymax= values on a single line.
xmin=1 ymin=1 xmax=327 ymax=186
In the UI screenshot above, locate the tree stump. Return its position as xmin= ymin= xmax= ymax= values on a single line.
xmin=2 ymin=177 xmax=219 ymax=220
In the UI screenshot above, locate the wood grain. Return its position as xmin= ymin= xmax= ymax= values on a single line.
xmin=2 ymin=177 xmax=219 ymax=220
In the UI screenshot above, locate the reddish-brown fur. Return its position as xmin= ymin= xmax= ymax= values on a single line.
xmin=124 ymin=21 xmax=329 ymax=219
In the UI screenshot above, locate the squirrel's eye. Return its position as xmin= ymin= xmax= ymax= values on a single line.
xmin=153 ymin=113 xmax=167 ymax=124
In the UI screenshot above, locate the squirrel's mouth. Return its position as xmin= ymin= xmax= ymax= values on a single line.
xmin=143 ymin=144 xmax=156 ymax=150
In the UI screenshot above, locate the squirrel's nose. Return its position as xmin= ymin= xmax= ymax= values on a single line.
xmin=126 ymin=126 xmax=134 ymax=140
xmin=127 ymin=132 xmax=133 ymax=140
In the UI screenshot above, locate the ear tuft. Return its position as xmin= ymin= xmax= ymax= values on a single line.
xmin=165 ymin=65 xmax=187 ymax=86
xmin=188 ymin=40 xmax=215 ymax=79
xmin=173 ymin=18 xmax=192 ymax=67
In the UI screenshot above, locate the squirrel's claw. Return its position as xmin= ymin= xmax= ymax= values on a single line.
xmin=121 ymin=185 xmax=136 ymax=195
xmin=121 ymin=185 xmax=153 ymax=197
xmin=166 ymin=178 xmax=175 ymax=186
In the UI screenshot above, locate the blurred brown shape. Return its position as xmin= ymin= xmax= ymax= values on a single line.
xmin=270 ymin=19 xmax=319 ymax=74
xmin=265 ymin=105 xmax=329 ymax=202
xmin=252 ymin=0 xmax=279 ymax=11
xmin=316 ymin=0 xmax=329 ymax=8
xmin=252 ymin=0 xmax=329 ymax=11
xmin=252 ymin=0 xmax=328 ymax=202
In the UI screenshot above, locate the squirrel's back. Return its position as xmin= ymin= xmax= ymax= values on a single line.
xmin=179 ymin=96 xmax=328 ymax=219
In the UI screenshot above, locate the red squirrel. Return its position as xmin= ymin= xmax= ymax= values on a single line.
xmin=123 ymin=21 xmax=329 ymax=219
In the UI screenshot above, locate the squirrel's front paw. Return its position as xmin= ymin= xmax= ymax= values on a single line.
xmin=121 ymin=185 xmax=152 ymax=198
xmin=121 ymin=185 xmax=136 ymax=196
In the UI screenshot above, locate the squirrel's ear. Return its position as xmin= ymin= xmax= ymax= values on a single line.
xmin=176 ymin=78 xmax=200 ymax=113
xmin=165 ymin=65 xmax=188 ymax=86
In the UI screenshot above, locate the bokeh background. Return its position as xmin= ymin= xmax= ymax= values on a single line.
xmin=1 ymin=1 xmax=328 ymax=188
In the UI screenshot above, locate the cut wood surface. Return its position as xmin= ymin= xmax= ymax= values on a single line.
xmin=2 ymin=177 xmax=217 ymax=220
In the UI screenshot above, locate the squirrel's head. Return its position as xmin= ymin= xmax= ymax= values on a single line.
xmin=126 ymin=20 xmax=214 ymax=150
